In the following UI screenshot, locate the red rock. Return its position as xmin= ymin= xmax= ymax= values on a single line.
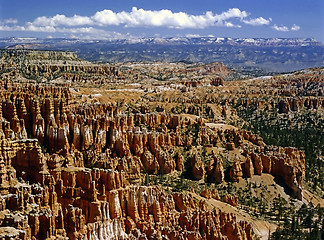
xmin=207 ymin=153 xmax=225 ymax=183
xmin=229 ymin=160 xmax=243 ymax=182
xmin=211 ymin=77 xmax=224 ymax=86
xmin=243 ymin=156 xmax=254 ymax=178
xmin=251 ymin=152 xmax=263 ymax=175
xmin=224 ymin=194 xmax=239 ymax=207
xmin=190 ymin=152 xmax=205 ymax=180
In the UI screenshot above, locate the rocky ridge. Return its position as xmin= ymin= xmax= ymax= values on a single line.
xmin=0 ymin=50 xmax=120 ymax=84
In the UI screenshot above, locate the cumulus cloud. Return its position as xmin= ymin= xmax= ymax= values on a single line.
xmin=0 ymin=18 xmax=18 ymax=26
xmin=0 ymin=21 xmax=130 ymax=40
xmin=272 ymin=24 xmax=289 ymax=32
xmin=0 ymin=24 xmax=25 ymax=31
xmin=0 ymin=7 xmax=299 ymax=38
xmin=291 ymin=24 xmax=300 ymax=31
xmin=32 ymin=14 xmax=93 ymax=27
xmin=30 ymin=7 xmax=248 ymax=29
xmin=242 ymin=17 xmax=271 ymax=26
xmin=272 ymin=24 xmax=300 ymax=32
xmin=3 ymin=18 xmax=18 ymax=24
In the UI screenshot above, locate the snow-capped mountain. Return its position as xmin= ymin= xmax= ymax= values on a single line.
xmin=0 ymin=37 xmax=323 ymax=72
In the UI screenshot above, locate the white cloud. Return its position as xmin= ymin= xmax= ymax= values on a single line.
xmin=92 ymin=10 xmax=121 ymax=26
xmin=32 ymin=14 xmax=93 ymax=27
xmin=185 ymin=34 xmax=201 ymax=38
xmin=291 ymin=24 xmax=300 ymax=31
xmin=223 ymin=21 xmax=242 ymax=28
xmin=0 ymin=7 xmax=299 ymax=38
xmin=272 ymin=24 xmax=289 ymax=32
xmin=0 ymin=22 xmax=130 ymax=40
xmin=3 ymin=18 xmax=18 ymax=24
xmin=242 ymin=17 xmax=271 ymax=26
xmin=0 ymin=25 xmax=25 ymax=31
xmin=217 ymin=8 xmax=248 ymax=20
xmin=29 ymin=7 xmax=248 ymax=29
xmin=0 ymin=18 xmax=18 ymax=27
xmin=271 ymin=24 xmax=300 ymax=32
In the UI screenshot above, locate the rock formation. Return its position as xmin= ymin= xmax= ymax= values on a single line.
xmin=211 ymin=77 xmax=224 ymax=86
xmin=0 ymin=50 xmax=314 ymax=239
xmin=207 ymin=152 xmax=225 ymax=183
xmin=189 ymin=152 xmax=205 ymax=180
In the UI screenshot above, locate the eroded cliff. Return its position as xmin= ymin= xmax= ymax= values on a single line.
xmin=0 ymin=51 xmax=319 ymax=240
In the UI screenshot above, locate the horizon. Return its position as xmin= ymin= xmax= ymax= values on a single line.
xmin=1 ymin=36 xmax=323 ymax=44
xmin=0 ymin=0 xmax=323 ymax=42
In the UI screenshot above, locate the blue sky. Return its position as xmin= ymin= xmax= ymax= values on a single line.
xmin=0 ymin=0 xmax=323 ymax=42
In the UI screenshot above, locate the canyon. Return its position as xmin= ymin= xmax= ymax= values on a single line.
xmin=0 ymin=50 xmax=322 ymax=239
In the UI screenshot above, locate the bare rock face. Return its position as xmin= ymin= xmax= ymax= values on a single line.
xmin=211 ymin=189 xmax=220 ymax=200
xmin=176 ymin=152 xmax=185 ymax=172
xmin=224 ymin=194 xmax=239 ymax=207
xmin=210 ymin=77 xmax=224 ymax=86
xmin=200 ymin=189 xmax=211 ymax=199
xmin=241 ymin=130 xmax=265 ymax=147
xmin=0 ymin=66 xmax=310 ymax=239
xmin=260 ymin=154 xmax=271 ymax=173
xmin=142 ymin=149 xmax=159 ymax=174
xmin=251 ymin=152 xmax=263 ymax=175
xmin=199 ymin=188 xmax=221 ymax=202
xmin=155 ymin=148 xmax=176 ymax=174
xmin=190 ymin=152 xmax=205 ymax=180
xmin=1 ymin=50 xmax=120 ymax=84
xmin=207 ymin=153 xmax=225 ymax=183
xmin=277 ymin=97 xmax=323 ymax=113
xmin=242 ymin=145 xmax=305 ymax=199
xmin=0 ymin=80 xmax=307 ymax=203
xmin=229 ymin=160 xmax=243 ymax=182
xmin=270 ymin=147 xmax=305 ymax=199
xmin=243 ymin=156 xmax=254 ymax=178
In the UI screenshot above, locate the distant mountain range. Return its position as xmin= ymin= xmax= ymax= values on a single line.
xmin=1 ymin=37 xmax=323 ymax=73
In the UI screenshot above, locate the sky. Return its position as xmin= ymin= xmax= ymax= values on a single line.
xmin=0 ymin=0 xmax=323 ymax=42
